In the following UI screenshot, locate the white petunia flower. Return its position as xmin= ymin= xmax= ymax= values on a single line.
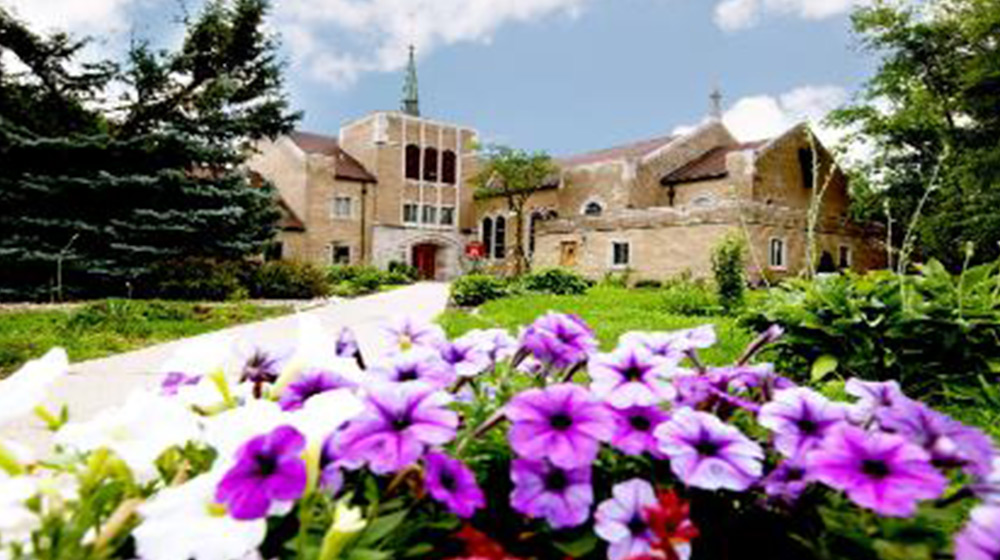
xmin=0 ymin=348 xmax=68 ymax=426
xmin=133 ymin=469 xmax=265 ymax=560
xmin=0 ymin=476 xmax=40 ymax=551
xmin=55 ymin=390 xmax=201 ymax=482
xmin=202 ymin=399 xmax=286 ymax=461
xmin=287 ymin=389 xmax=365 ymax=446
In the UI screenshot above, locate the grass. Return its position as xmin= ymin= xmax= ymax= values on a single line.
xmin=438 ymin=286 xmax=755 ymax=366
xmin=0 ymin=299 xmax=292 ymax=376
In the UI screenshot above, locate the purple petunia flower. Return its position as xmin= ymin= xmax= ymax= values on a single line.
xmin=423 ymin=451 xmax=485 ymax=518
xmin=654 ymin=407 xmax=764 ymax=491
xmin=758 ymin=387 xmax=848 ymax=458
xmin=160 ymin=372 xmax=202 ymax=396
xmin=278 ymin=369 xmax=354 ymax=411
xmin=594 ymin=478 xmax=658 ymax=560
xmin=510 ymin=458 xmax=593 ymax=529
xmin=335 ymin=327 xmax=360 ymax=358
xmin=671 ymin=368 xmax=766 ymax=413
xmin=589 ymin=345 xmax=678 ymax=408
xmin=518 ymin=312 xmax=597 ymax=370
xmin=215 ymin=425 xmax=308 ymax=520
xmin=437 ymin=334 xmax=493 ymax=378
xmin=368 ymin=347 xmax=456 ymax=389
xmin=762 ymin=456 xmax=810 ymax=504
xmin=876 ymin=399 xmax=996 ymax=477
xmin=618 ymin=331 xmax=685 ymax=363
xmin=335 ymin=383 xmax=458 ymax=474
xmin=506 ymin=383 xmax=614 ymax=469
xmin=609 ymin=405 xmax=670 ymax=457
xmin=380 ymin=316 xmax=446 ymax=353
xmin=466 ymin=328 xmax=518 ymax=364
xmin=845 ymin=378 xmax=906 ymax=424
xmin=805 ymin=424 xmax=947 ymax=517
xmin=318 ymin=433 xmax=344 ymax=495
xmin=669 ymin=325 xmax=717 ymax=352
xmin=955 ymin=505 xmax=1000 ymax=560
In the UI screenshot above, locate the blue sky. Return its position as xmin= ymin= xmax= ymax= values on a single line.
xmin=1 ymin=0 xmax=876 ymax=156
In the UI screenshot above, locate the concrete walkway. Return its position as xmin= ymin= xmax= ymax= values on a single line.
xmin=3 ymin=282 xmax=451 ymax=451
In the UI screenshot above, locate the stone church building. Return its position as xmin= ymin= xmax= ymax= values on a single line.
xmin=249 ymin=49 xmax=884 ymax=282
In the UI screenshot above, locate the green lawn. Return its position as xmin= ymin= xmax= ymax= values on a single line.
xmin=0 ymin=299 xmax=292 ymax=376
xmin=438 ymin=286 xmax=755 ymax=366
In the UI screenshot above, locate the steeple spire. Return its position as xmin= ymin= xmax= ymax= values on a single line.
xmin=709 ymin=85 xmax=723 ymax=121
xmin=401 ymin=44 xmax=420 ymax=117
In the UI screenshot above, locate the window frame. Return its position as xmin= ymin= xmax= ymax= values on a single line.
xmin=768 ymin=237 xmax=787 ymax=270
xmin=493 ymin=216 xmax=507 ymax=259
xmin=439 ymin=205 xmax=455 ymax=226
xmin=441 ymin=150 xmax=457 ymax=184
xmin=331 ymin=195 xmax=353 ymax=219
xmin=582 ymin=200 xmax=604 ymax=217
xmin=405 ymin=144 xmax=421 ymax=180
xmin=610 ymin=240 xmax=631 ymax=269
xmin=402 ymin=203 xmax=419 ymax=225
xmin=329 ymin=243 xmax=351 ymax=266
xmin=423 ymin=147 xmax=439 ymax=182
xmin=838 ymin=244 xmax=852 ymax=269
xmin=421 ymin=204 xmax=438 ymax=225
xmin=482 ymin=217 xmax=494 ymax=259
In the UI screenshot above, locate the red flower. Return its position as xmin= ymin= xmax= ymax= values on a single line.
xmin=641 ymin=489 xmax=699 ymax=560
xmin=449 ymin=525 xmax=524 ymax=560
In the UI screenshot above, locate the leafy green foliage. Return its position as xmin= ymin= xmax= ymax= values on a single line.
xmin=711 ymin=233 xmax=747 ymax=314
xmin=519 ymin=268 xmax=592 ymax=296
xmin=327 ymin=265 xmax=415 ymax=297
xmin=660 ymin=277 xmax=722 ymax=317
xmin=450 ymin=274 xmax=509 ymax=307
xmin=830 ymin=0 xmax=1000 ymax=268
xmin=0 ymin=299 xmax=291 ymax=376
xmin=742 ymin=261 xmax=1000 ymax=398
xmin=248 ymin=261 xmax=329 ymax=299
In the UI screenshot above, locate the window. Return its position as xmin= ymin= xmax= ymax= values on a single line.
xmin=583 ymin=201 xmax=603 ymax=216
xmin=422 ymin=205 xmax=437 ymax=224
xmin=839 ymin=245 xmax=852 ymax=269
xmin=330 ymin=244 xmax=351 ymax=265
xmin=423 ymin=147 xmax=439 ymax=182
xmin=405 ymin=144 xmax=420 ymax=180
xmin=494 ymin=216 xmax=506 ymax=259
xmin=403 ymin=203 xmax=419 ymax=224
xmin=769 ymin=238 xmax=786 ymax=269
xmin=612 ymin=241 xmax=630 ymax=268
xmin=482 ymin=217 xmax=493 ymax=258
xmin=440 ymin=206 xmax=455 ymax=226
xmin=799 ymin=148 xmax=814 ymax=189
xmin=528 ymin=213 xmax=539 ymax=256
xmin=442 ymin=150 xmax=457 ymax=184
xmin=331 ymin=196 xmax=352 ymax=218
xmin=264 ymin=241 xmax=283 ymax=262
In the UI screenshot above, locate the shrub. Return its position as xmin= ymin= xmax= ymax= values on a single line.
xmin=633 ymin=279 xmax=663 ymax=289
xmin=451 ymin=274 xmax=508 ymax=307
xmin=142 ymin=258 xmax=248 ymax=301
xmin=711 ymin=233 xmax=746 ymax=314
xmin=349 ymin=267 xmax=387 ymax=294
xmin=521 ymin=268 xmax=592 ymax=295
xmin=660 ymin=279 xmax=721 ymax=316
xmin=248 ymin=261 xmax=329 ymax=299
xmin=742 ymin=260 xmax=1000 ymax=399
xmin=387 ymin=261 xmax=419 ymax=282
xmin=327 ymin=265 xmax=365 ymax=285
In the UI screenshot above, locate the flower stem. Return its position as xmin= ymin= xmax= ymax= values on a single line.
xmin=456 ymin=408 xmax=507 ymax=456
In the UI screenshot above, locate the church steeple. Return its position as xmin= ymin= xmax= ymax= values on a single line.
xmin=401 ymin=45 xmax=420 ymax=117
xmin=709 ymin=86 xmax=723 ymax=121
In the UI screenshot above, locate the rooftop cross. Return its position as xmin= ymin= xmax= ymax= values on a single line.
xmin=709 ymin=86 xmax=723 ymax=121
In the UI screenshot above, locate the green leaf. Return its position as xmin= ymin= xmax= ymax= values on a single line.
xmin=403 ymin=543 xmax=436 ymax=557
xmin=553 ymin=533 xmax=599 ymax=557
xmin=345 ymin=549 xmax=391 ymax=560
xmin=811 ymin=354 xmax=839 ymax=382
xmin=356 ymin=510 xmax=408 ymax=548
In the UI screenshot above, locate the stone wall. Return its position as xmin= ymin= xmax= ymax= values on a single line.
xmin=370 ymin=225 xmax=470 ymax=280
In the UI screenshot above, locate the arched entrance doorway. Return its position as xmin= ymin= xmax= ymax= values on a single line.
xmin=412 ymin=243 xmax=439 ymax=280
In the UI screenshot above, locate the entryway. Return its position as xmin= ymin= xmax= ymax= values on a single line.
xmin=412 ymin=243 xmax=439 ymax=280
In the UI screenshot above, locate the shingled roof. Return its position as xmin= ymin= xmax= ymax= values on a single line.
xmin=660 ymin=140 xmax=768 ymax=185
xmin=288 ymin=131 xmax=377 ymax=183
xmin=557 ymin=134 xmax=678 ymax=167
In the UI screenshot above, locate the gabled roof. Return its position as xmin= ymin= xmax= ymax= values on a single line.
xmin=660 ymin=140 xmax=768 ymax=185
xmin=276 ymin=198 xmax=306 ymax=231
xmin=557 ymin=134 xmax=678 ymax=168
xmin=288 ymin=131 xmax=377 ymax=183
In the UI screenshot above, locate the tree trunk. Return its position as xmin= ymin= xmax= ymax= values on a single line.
xmin=510 ymin=197 xmax=528 ymax=276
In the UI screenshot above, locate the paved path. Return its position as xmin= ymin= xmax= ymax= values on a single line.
xmin=3 ymin=282 xmax=450 ymax=452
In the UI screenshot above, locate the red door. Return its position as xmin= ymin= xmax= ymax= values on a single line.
xmin=412 ymin=244 xmax=438 ymax=280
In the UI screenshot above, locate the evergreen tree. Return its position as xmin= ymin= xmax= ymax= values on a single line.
xmin=0 ymin=0 xmax=299 ymax=300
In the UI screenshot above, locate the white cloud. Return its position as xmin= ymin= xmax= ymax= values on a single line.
xmin=0 ymin=0 xmax=138 ymax=34
xmin=273 ymin=0 xmax=590 ymax=88
xmin=714 ymin=0 xmax=865 ymax=31
xmin=674 ymin=85 xmax=849 ymax=145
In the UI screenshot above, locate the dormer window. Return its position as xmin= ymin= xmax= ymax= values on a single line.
xmin=583 ymin=201 xmax=603 ymax=216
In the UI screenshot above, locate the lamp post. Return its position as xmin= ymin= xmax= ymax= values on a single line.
xmin=55 ymin=234 xmax=79 ymax=303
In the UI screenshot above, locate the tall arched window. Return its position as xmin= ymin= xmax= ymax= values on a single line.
xmin=423 ymin=147 xmax=439 ymax=182
xmin=583 ymin=201 xmax=603 ymax=216
xmin=482 ymin=217 xmax=493 ymax=260
xmin=494 ymin=216 xmax=506 ymax=259
xmin=405 ymin=144 xmax=420 ymax=180
xmin=442 ymin=150 xmax=457 ymax=184
xmin=528 ymin=213 xmax=539 ymax=257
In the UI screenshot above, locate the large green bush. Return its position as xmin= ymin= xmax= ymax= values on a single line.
xmin=451 ymin=274 xmax=509 ymax=307
xmin=142 ymin=258 xmax=249 ymax=301
xmin=711 ymin=233 xmax=746 ymax=314
xmin=742 ymin=260 xmax=1000 ymax=398
xmin=248 ymin=261 xmax=329 ymax=300
xmin=520 ymin=268 xmax=592 ymax=295
xmin=660 ymin=278 xmax=722 ymax=316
